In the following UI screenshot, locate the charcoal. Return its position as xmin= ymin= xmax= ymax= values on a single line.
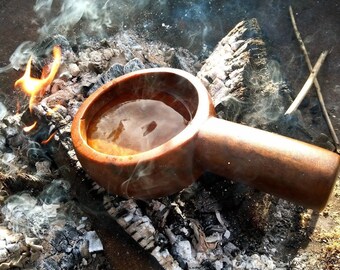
xmin=123 ymin=58 xmax=145 ymax=74
xmin=87 ymin=63 xmax=124 ymax=95
xmin=38 ymin=258 xmax=61 ymax=270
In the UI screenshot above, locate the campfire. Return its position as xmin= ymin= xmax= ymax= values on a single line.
xmin=0 ymin=1 xmax=339 ymax=270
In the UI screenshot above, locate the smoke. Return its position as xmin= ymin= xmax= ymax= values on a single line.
xmin=242 ymin=59 xmax=287 ymax=128
xmin=33 ymin=0 xmax=152 ymax=40
xmin=120 ymin=160 xmax=155 ymax=198
xmin=2 ymin=180 xmax=70 ymax=238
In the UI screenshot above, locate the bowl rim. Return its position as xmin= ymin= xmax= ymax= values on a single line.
xmin=71 ymin=67 xmax=211 ymax=165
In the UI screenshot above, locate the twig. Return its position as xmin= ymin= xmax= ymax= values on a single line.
xmin=289 ymin=6 xmax=339 ymax=152
xmin=285 ymin=51 xmax=328 ymax=115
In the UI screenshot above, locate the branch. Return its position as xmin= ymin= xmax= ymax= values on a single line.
xmin=285 ymin=50 xmax=328 ymax=115
xmin=288 ymin=6 xmax=339 ymax=152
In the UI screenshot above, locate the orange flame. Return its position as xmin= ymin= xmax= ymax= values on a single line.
xmin=23 ymin=122 xmax=38 ymax=133
xmin=41 ymin=130 xmax=57 ymax=145
xmin=14 ymin=46 xmax=62 ymax=112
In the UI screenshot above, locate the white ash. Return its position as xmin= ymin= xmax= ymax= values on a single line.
xmin=84 ymin=231 xmax=103 ymax=253
xmin=0 ymin=102 xmax=7 ymax=121
xmin=103 ymin=195 xmax=180 ymax=269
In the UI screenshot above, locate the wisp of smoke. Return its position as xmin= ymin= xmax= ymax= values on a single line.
xmin=34 ymin=0 xmax=152 ymax=39
xmin=2 ymin=180 xmax=70 ymax=237
xmin=243 ymin=60 xmax=286 ymax=127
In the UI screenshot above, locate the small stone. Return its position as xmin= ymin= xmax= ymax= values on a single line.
xmin=69 ymin=63 xmax=81 ymax=77
xmin=85 ymin=231 xmax=103 ymax=253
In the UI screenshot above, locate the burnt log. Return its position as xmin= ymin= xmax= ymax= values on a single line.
xmin=197 ymin=18 xmax=313 ymax=142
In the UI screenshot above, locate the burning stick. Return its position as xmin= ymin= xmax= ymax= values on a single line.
xmin=285 ymin=50 xmax=328 ymax=115
xmin=288 ymin=5 xmax=339 ymax=152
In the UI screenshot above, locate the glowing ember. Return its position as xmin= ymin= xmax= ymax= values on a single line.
xmin=46 ymin=104 xmax=62 ymax=116
xmin=14 ymin=46 xmax=62 ymax=112
xmin=23 ymin=122 xmax=38 ymax=133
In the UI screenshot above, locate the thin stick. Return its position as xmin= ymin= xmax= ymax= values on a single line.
xmin=285 ymin=51 xmax=328 ymax=115
xmin=289 ymin=6 xmax=339 ymax=152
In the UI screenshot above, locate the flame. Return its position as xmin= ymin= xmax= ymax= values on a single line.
xmin=23 ymin=122 xmax=38 ymax=133
xmin=14 ymin=46 xmax=62 ymax=112
xmin=41 ymin=130 xmax=57 ymax=145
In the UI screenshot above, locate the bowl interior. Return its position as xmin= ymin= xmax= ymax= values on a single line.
xmin=81 ymin=71 xmax=200 ymax=156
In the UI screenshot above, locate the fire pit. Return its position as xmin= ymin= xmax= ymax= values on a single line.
xmin=0 ymin=1 xmax=339 ymax=270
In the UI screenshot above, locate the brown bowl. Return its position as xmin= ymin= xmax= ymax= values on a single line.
xmin=71 ymin=68 xmax=340 ymax=210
